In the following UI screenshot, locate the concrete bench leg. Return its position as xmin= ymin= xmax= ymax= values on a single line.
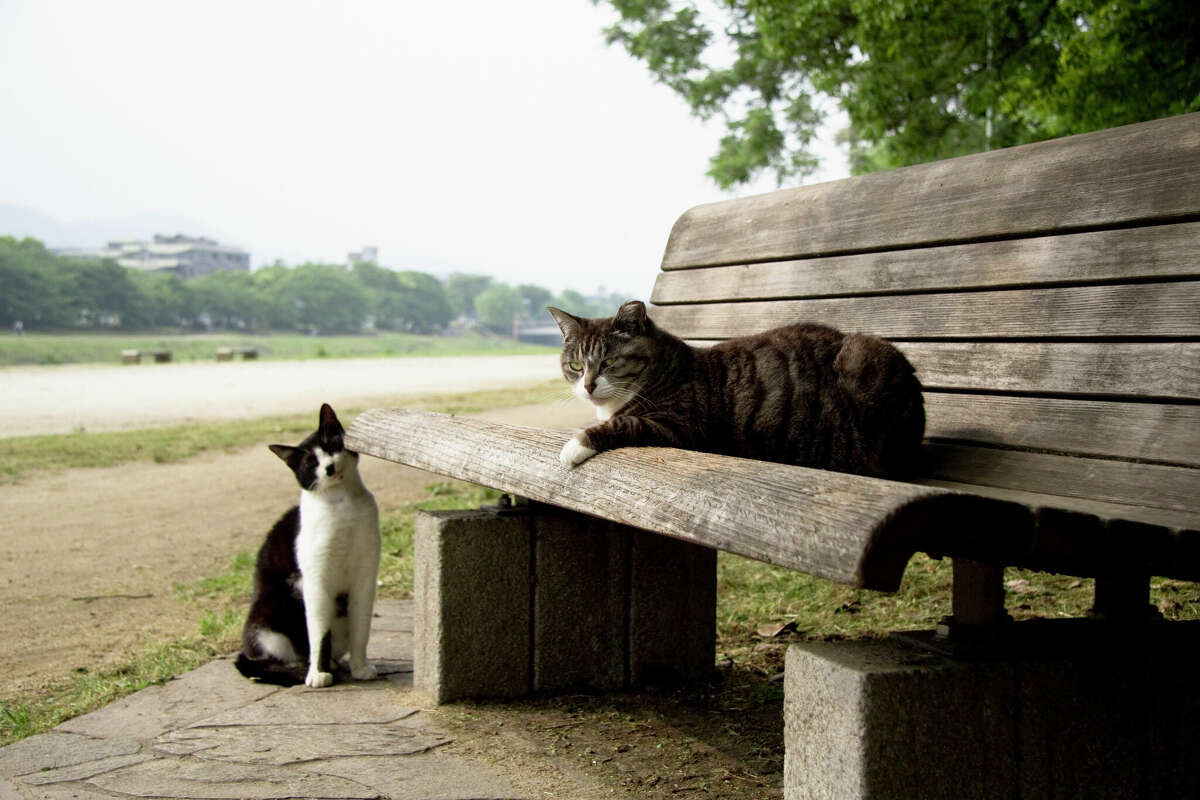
xmin=414 ymin=507 xmax=715 ymax=704
xmin=783 ymin=636 xmax=1198 ymax=800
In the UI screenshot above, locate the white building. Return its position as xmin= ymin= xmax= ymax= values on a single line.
xmin=100 ymin=234 xmax=250 ymax=279
xmin=348 ymin=245 xmax=378 ymax=268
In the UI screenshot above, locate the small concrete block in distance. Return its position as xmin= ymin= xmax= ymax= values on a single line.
xmin=628 ymin=531 xmax=716 ymax=684
xmin=414 ymin=509 xmax=532 ymax=703
xmin=783 ymin=639 xmax=1017 ymax=800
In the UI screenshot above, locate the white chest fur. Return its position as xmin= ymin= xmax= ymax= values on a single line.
xmin=294 ymin=472 xmax=380 ymax=687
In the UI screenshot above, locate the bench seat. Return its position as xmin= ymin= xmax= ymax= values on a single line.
xmin=347 ymin=408 xmax=1197 ymax=592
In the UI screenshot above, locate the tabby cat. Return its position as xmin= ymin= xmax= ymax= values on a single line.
xmin=548 ymin=301 xmax=924 ymax=478
xmin=235 ymin=403 xmax=380 ymax=687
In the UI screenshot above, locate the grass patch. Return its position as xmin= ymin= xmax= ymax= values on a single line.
xmin=0 ymin=634 xmax=235 ymax=747
xmin=715 ymin=553 xmax=1200 ymax=675
xmin=0 ymin=381 xmax=565 ymax=484
xmin=0 ymin=331 xmax=555 ymax=367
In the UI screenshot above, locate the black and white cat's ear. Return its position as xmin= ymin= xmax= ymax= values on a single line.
xmin=613 ymin=300 xmax=648 ymax=334
xmin=319 ymin=403 xmax=342 ymax=433
xmin=318 ymin=403 xmax=345 ymax=448
xmin=547 ymin=306 xmax=582 ymax=340
xmin=268 ymin=444 xmax=297 ymax=463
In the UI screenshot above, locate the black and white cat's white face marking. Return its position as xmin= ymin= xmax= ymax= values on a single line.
xmin=548 ymin=301 xmax=651 ymax=421
xmin=269 ymin=404 xmax=359 ymax=492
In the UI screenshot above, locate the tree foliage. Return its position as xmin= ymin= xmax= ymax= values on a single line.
xmin=593 ymin=0 xmax=1200 ymax=185
xmin=0 ymin=236 xmax=618 ymax=336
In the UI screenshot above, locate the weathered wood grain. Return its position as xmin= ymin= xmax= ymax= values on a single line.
xmin=920 ymin=478 xmax=1198 ymax=581
xmin=925 ymin=443 xmax=1200 ymax=514
xmin=652 ymin=222 xmax=1200 ymax=304
xmin=906 ymin=342 xmax=1200 ymax=400
xmin=925 ymin=395 xmax=1200 ymax=467
xmin=346 ymin=408 xmax=1032 ymax=591
xmin=648 ymin=281 xmax=1199 ymax=340
xmin=348 ymin=409 xmax=1199 ymax=584
xmin=660 ymin=113 xmax=1200 ymax=269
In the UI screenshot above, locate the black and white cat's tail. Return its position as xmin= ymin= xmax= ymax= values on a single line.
xmin=234 ymin=653 xmax=307 ymax=686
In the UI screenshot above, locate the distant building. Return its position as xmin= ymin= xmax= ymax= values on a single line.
xmin=98 ymin=234 xmax=250 ymax=279
xmin=348 ymin=245 xmax=378 ymax=269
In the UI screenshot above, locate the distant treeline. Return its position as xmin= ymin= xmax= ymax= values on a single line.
xmin=0 ymin=237 xmax=625 ymax=334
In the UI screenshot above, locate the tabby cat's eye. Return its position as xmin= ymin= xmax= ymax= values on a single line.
xmin=600 ymin=358 xmax=614 ymax=368
xmin=568 ymin=361 xmax=583 ymax=371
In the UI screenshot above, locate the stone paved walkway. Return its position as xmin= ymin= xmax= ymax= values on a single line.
xmin=0 ymin=600 xmax=608 ymax=799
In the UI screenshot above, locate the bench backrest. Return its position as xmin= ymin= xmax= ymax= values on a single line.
xmin=649 ymin=113 xmax=1200 ymax=550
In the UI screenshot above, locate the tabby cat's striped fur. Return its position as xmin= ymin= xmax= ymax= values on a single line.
xmin=548 ymin=301 xmax=925 ymax=478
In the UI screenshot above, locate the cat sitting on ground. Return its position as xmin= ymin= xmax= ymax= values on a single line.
xmin=235 ymin=403 xmax=381 ymax=688
xmin=548 ymin=300 xmax=925 ymax=479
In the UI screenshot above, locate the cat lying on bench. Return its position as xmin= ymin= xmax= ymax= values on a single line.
xmin=548 ymin=300 xmax=925 ymax=479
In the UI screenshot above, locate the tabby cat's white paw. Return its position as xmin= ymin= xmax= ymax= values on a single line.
xmin=559 ymin=433 xmax=597 ymax=467
xmin=351 ymin=663 xmax=377 ymax=681
xmin=305 ymin=669 xmax=334 ymax=688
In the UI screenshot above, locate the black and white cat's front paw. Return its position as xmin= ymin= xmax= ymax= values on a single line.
xmin=559 ymin=432 xmax=597 ymax=468
xmin=305 ymin=668 xmax=334 ymax=688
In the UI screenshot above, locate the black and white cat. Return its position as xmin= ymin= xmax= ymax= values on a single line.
xmin=235 ymin=403 xmax=381 ymax=687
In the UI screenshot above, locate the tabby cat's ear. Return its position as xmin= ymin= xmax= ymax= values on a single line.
xmin=613 ymin=300 xmax=648 ymax=334
xmin=547 ymin=306 xmax=581 ymax=339
xmin=268 ymin=444 xmax=297 ymax=463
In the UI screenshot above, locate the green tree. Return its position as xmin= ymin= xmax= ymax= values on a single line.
xmin=474 ymin=283 xmax=523 ymax=334
xmin=130 ymin=271 xmax=198 ymax=328
xmin=593 ymin=0 xmax=1200 ymax=185
xmin=192 ymin=270 xmax=262 ymax=329
xmin=271 ymin=264 xmax=369 ymax=333
xmin=444 ymin=273 xmax=492 ymax=319
xmin=392 ymin=270 xmax=453 ymax=333
xmin=550 ymin=289 xmax=592 ymax=317
xmin=516 ymin=283 xmax=554 ymax=317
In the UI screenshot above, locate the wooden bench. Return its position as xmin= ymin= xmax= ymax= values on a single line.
xmin=215 ymin=346 xmax=259 ymax=361
xmin=120 ymin=348 xmax=172 ymax=364
xmin=348 ymin=114 xmax=1199 ymax=798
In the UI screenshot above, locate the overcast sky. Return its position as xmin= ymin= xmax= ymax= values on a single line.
xmin=0 ymin=1 xmax=848 ymax=298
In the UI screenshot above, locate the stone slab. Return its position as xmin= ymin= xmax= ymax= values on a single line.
xmin=88 ymin=758 xmax=378 ymax=799
xmin=156 ymin=721 xmax=449 ymax=764
xmin=57 ymin=658 xmax=279 ymax=741
xmin=0 ymin=732 xmax=140 ymax=780
xmin=192 ymin=680 xmax=418 ymax=727
xmin=19 ymin=753 xmax=153 ymax=786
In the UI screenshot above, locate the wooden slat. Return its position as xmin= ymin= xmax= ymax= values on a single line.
xmin=906 ymin=342 xmax=1200 ymax=400
xmin=919 ymin=479 xmax=1199 ymax=581
xmin=925 ymin=443 xmax=1200 ymax=514
xmin=652 ymin=222 xmax=1200 ymax=304
xmin=925 ymin=395 xmax=1200 ymax=467
xmin=345 ymin=408 xmax=1033 ymax=591
xmin=661 ymin=113 xmax=1200 ymax=269
xmin=648 ymin=281 xmax=1200 ymax=340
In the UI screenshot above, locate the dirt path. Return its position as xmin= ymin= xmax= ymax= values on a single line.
xmin=0 ymin=399 xmax=592 ymax=699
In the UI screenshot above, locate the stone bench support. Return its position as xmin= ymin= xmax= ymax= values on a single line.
xmin=413 ymin=506 xmax=716 ymax=703
xmin=783 ymin=633 xmax=1198 ymax=800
